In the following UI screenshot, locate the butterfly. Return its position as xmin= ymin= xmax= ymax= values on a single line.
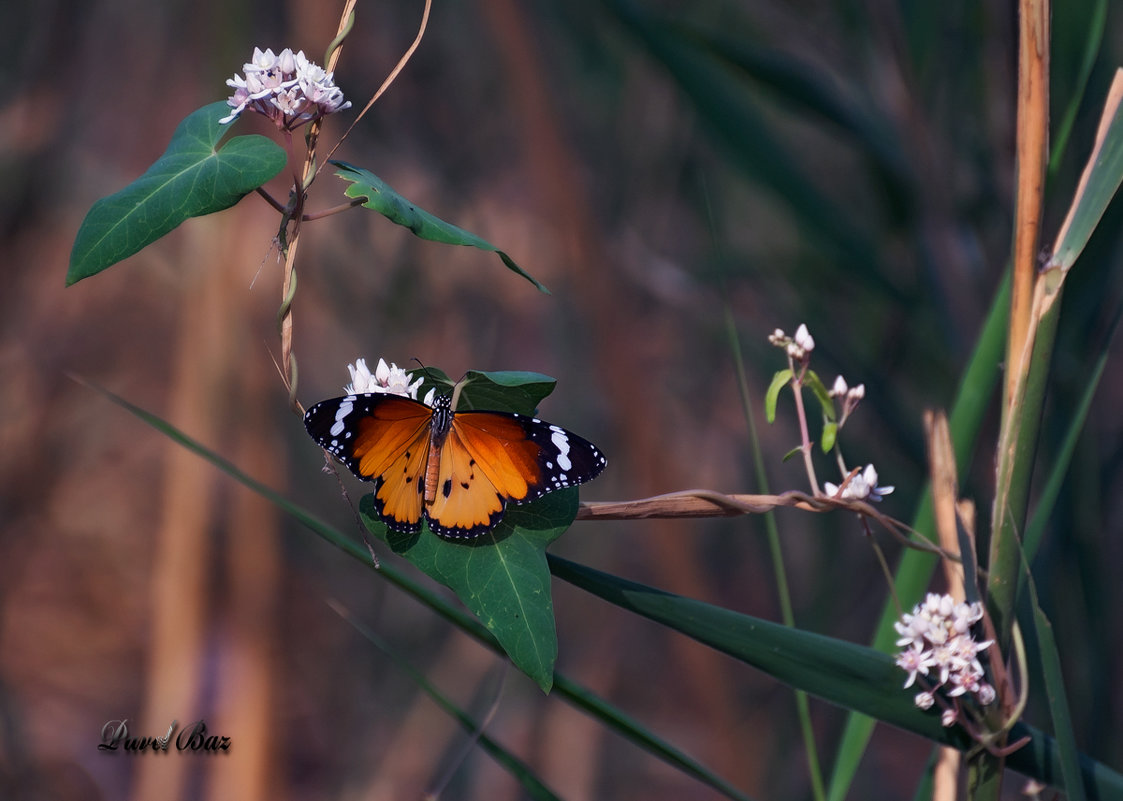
xmin=304 ymin=391 xmax=607 ymax=539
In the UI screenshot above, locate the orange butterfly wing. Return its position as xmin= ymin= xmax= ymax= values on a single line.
xmin=304 ymin=394 xmax=433 ymax=533
xmin=424 ymin=410 xmax=607 ymax=538
xmin=424 ymin=423 xmax=509 ymax=538
xmin=307 ymin=393 xmax=607 ymax=540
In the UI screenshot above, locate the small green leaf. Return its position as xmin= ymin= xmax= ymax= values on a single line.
xmin=68 ymin=102 xmax=286 ymax=285
xmin=805 ymin=369 xmax=835 ymax=421
xmin=781 ymin=445 xmax=803 ymax=462
xmin=361 ymin=490 xmax=577 ymax=693
xmin=765 ymin=369 xmax=793 ymax=423
xmin=332 ymin=160 xmax=549 ymax=293
xmin=821 ymin=421 xmax=838 ymax=453
xmin=405 ymin=368 xmax=558 ymax=414
xmin=456 ymin=371 xmax=558 ymax=412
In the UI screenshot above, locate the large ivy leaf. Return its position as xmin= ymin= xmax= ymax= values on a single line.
xmin=406 ymin=368 xmax=559 ymax=414
xmin=361 ymin=489 xmax=577 ymax=693
xmin=354 ymin=370 xmax=591 ymax=692
xmin=68 ymin=102 xmax=287 ymax=285
xmin=331 ymin=160 xmax=548 ymax=293
xmin=455 ymin=370 xmax=558 ymax=412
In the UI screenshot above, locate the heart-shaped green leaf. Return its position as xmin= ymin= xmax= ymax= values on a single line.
xmin=331 ymin=160 xmax=548 ymax=293
xmin=68 ymin=102 xmax=287 ymax=285
xmin=407 ymin=369 xmax=558 ymax=414
xmin=361 ymin=489 xmax=577 ymax=693
xmin=454 ymin=370 xmax=558 ymax=412
xmin=354 ymin=370 xmax=589 ymax=692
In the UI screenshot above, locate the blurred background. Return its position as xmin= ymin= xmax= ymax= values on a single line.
xmin=3 ymin=0 xmax=1122 ymax=799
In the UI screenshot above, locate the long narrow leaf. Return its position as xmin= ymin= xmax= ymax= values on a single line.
xmin=673 ymin=21 xmax=912 ymax=213
xmin=331 ymin=601 xmax=563 ymax=801
xmin=332 ymin=160 xmax=548 ymax=292
xmin=549 ymin=553 xmax=1123 ymax=796
xmin=551 ymin=673 xmax=756 ymax=801
xmin=1022 ymin=309 xmax=1119 ymax=567
xmin=82 ymin=380 xmax=751 ymax=801
xmin=1048 ymin=0 xmax=1108 ymax=174
xmin=828 ymin=269 xmax=1009 ymax=800
xmin=726 ymin=307 xmax=824 ymax=800
xmin=1050 ymin=70 xmax=1123 ymax=272
xmin=549 ymin=555 xmax=965 ymax=743
xmin=1021 ymin=580 xmax=1086 ymax=801
xmin=606 ymin=0 xmax=880 ymax=272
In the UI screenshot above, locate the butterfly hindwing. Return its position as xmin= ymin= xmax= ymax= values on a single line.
xmin=424 ymin=423 xmax=509 ymax=539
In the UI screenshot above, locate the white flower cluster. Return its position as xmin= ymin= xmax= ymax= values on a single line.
xmin=344 ymin=358 xmax=434 ymax=405
xmin=220 ymin=47 xmax=352 ymax=128
xmin=895 ymin=593 xmax=996 ymax=725
xmin=824 ymin=464 xmax=893 ymax=502
xmin=768 ymin=323 xmax=815 ymax=360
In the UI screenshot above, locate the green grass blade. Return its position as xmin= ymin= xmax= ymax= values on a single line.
xmin=1051 ymin=73 xmax=1123 ymax=272
xmin=827 ymin=269 xmax=1009 ymax=800
xmin=1004 ymin=720 xmax=1123 ymax=799
xmin=606 ymin=0 xmax=879 ymax=270
xmin=550 ymin=554 xmax=1123 ymax=796
xmin=83 ymin=381 xmax=749 ymax=801
xmin=551 ymin=673 xmax=756 ymax=801
xmin=330 ymin=602 xmax=563 ymax=801
xmin=1021 ymin=578 xmax=1086 ymax=801
xmin=726 ymin=308 xmax=824 ymax=800
xmin=1049 ymin=0 xmax=1108 ymax=175
xmin=1022 ymin=310 xmax=1118 ymax=567
xmin=549 ymin=555 xmax=965 ymax=743
xmin=363 ymin=492 xmax=573 ymax=694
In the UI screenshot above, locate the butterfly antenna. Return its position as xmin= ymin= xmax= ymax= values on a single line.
xmin=412 ymin=357 xmax=449 ymax=387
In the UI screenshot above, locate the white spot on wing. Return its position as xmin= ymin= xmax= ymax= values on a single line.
xmin=550 ymin=425 xmax=572 ymax=472
xmin=330 ymin=398 xmax=355 ymax=437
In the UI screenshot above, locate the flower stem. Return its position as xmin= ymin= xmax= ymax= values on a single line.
xmin=789 ymin=360 xmax=821 ymax=495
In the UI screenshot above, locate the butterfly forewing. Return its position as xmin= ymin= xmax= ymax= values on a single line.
xmin=453 ymin=412 xmax=608 ymax=503
xmin=304 ymin=394 xmax=433 ymax=533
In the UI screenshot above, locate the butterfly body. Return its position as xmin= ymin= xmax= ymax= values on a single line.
xmin=305 ymin=392 xmax=606 ymax=539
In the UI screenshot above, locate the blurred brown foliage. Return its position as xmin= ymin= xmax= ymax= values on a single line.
xmin=3 ymin=1 xmax=1123 ymax=800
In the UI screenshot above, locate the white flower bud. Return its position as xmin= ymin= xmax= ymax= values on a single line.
xmin=794 ymin=323 xmax=815 ymax=353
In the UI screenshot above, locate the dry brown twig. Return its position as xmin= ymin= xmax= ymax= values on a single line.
xmin=277 ymin=0 xmax=433 ymax=413
xmin=577 ymin=489 xmax=954 ymax=561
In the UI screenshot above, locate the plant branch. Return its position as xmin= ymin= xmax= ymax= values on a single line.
xmin=301 ymin=197 xmax=368 ymax=221
xmin=323 ymin=0 xmax=432 ymax=166
xmin=577 ymin=490 xmax=952 ymax=559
